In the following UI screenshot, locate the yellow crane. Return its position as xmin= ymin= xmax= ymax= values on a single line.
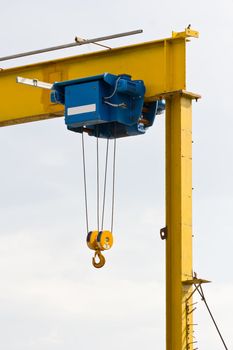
xmin=0 ymin=28 xmax=206 ymax=350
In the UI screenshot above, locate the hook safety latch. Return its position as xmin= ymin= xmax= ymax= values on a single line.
xmin=92 ymin=250 xmax=106 ymax=269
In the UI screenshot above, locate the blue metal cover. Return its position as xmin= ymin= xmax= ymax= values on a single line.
xmin=51 ymin=73 xmax=163 ymax=139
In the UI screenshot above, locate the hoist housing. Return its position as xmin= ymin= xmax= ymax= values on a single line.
xmin=51 ymin=73 xmax=164 ymax=139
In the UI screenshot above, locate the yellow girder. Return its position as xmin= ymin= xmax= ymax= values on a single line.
xmin=0 ymin=30 xmax=197 ymax=127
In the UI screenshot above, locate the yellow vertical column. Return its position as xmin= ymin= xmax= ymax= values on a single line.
xmin=165 ymin=94 xmax=194 ymax=350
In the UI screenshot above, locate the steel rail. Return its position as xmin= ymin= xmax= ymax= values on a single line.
xmin=0 ymin=29 xmax=143 ymax=62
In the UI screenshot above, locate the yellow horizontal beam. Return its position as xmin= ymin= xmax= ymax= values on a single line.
xmin=0 ymin=29 xmax=198 ymax=127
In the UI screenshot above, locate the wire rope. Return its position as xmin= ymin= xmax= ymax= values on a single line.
xmin=82 ymin=127 xmax=116 ymax=236
xmin=111 ymin=138 xmax=117 ymax=233
xmin=195 ymin=284 xmax=228 ymax=350
xmin=96 ymin=130 xmax=100 ymax=232
xmin=81 ymin=132 xmax=89 ymax=233
xmin=101 ymin=138 xmax=109 ymax=230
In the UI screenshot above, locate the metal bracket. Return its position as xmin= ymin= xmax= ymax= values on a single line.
xmin=172 ymin=27 xmax=199 ymax=39
xmin=183 ymin=273 xmax=211 ymax=303
xmin=183 ymin=278 xmax=211 ymax=285
xmin=16 ymin=76 xmax=53 ymax=90
xmin=146 ymin=90 xmax=201 ymax=103
xmin=160 ymin=226 xmax=168 ymax=240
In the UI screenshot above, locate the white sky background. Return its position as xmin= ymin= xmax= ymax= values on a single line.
xmin=0 ymin=0 xmax=233 ymax=349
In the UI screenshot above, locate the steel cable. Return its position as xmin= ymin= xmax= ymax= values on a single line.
xmin=82 ymin=128 xmax=116 ymax=235
xmin=96 ymin=128 xmax=100 ymax=232
xmin=111 ymin=138 xmax=117 ymax=233
xmin=195 ymin=284 xmax=228 ymax=350
xmin=81 ymin=132 xmax=89 ymax=233
xmin=101 ymin=138 xmax=109 ymax=230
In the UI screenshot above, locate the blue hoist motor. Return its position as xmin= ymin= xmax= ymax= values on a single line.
xmin=51 ymin=73 xmax=165 ymax=139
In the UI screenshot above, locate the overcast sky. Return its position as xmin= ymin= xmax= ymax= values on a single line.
xmin=0 ymin=0 xmax=233 ymax=349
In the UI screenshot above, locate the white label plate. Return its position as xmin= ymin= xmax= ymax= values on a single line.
xmin=67 ymin=104 xmax=96 ymax=116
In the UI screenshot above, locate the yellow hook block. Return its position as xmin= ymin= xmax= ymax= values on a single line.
xmin=86 ymin=230 xmax=113 ymax=268
xmin=86 ymin=231 xmax=99 ymax=250
xmin=86 ymin=230 xmax=113 ymax=251
xmin=97 ymin=230 xmax=113 ymax=250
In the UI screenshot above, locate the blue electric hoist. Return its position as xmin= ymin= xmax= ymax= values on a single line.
xmin=17 ymin=71 xmax=165 ymax=268
xmin=50 ymin=73 xmax=165 ymax=139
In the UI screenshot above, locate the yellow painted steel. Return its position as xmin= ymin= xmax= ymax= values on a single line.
xmin=87 ymin=230 xmax=113 ymax=251
xmin=97 ymin=231 xmax=113 ymax=251
xmin=172 ymin=28 xmax=199 ymax=39
xmin=87 ymin=231 xmax=99 ymax=250
xmin=0 ymin=29 xmax=197 ymax=127
xmin=166 ymin=93 xmax=195 ymax=350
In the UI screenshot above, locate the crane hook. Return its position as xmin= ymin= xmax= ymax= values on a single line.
xmin=92 ymin=249 xmax=106 ymax=268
